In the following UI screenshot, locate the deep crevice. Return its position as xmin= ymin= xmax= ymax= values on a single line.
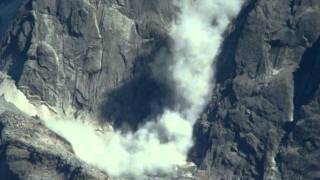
xmin=280 ymin=36 xmax=320 ymax=139
xmin=293 ymin=37 xmax=320 ymax=119
xmin=4 ymin=14 xmax=34 ymax=84
xmin=275 ymin=36 xmax=320 ymax=178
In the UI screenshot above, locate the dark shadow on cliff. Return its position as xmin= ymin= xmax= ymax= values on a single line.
xmin=0 ymin=13 xmax=34 ymax=84
xmin=100 ymin=73 xmax=174 ymax=132
xmin=99 ymin=33 xmax=177 ymax=132
xmin=281 ymin=36 xmax=320 ymax=136
xmin=189 ymin=0 xmax=258 ymax=168
xmin=215 ymin=0 xmax=258 ymax=84
xmin=279 ymin=36 xmax=320 ymax=164
xmin=293 ymin=37 xmax=320 ymax=119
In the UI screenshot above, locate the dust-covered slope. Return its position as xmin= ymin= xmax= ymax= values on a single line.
xmin=1 ymin=0 xmax=320 ymax=180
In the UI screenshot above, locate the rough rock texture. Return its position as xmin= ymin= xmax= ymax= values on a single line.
xmin=0 ymin=98 xmax=108 ymax=180
xmin=0 ymin=0 xmax=174 ymax=129
xmin=191 ymin=0 xmax=320 ymax=179
xmin=1 ymin=0 xmax=320 ymax=179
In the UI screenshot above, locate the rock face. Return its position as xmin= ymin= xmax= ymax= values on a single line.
xmin=0 ymin=0 xmax=174 ymax=128
xmin=0 ymin=98 xmax=108 ymax=180
xmin=191 ymin=0 xmax=320 ymax=179
xmin=0 ymin=0 xmax=320 ymax=179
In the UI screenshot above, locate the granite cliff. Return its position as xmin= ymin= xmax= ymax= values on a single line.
xmin=0 ymin=0 xmax=319 ymax=179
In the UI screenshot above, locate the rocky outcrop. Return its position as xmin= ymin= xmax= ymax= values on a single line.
xmin=1 ymin=0 xmax=320 ymax=179
xmin=0 ymin=98 xmax=108 ymax=180
xmin=0 ymin=0 xmax=174 ymax=128
xmin=191 ymin=0 xmax=320 ymax=179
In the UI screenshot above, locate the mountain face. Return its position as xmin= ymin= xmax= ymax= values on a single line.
xmin=0 ymin=0 xmax=175 ymax=129
xmin=0 ymin=0 xmax=319 ymax=179
xmin=191 ymin=0 xmax=320 ymax=179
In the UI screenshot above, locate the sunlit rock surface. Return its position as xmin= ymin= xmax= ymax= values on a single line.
xmin=0 ymin=98 xmax=109 ymax=180
xmin=0 ymin=0 xmax=174 ymax=126
xmin=0 ymin=0 xmax=320 ymax=179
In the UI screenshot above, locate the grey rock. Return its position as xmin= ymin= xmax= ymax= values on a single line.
xmin=0 ymin=98 xmax=108 ymax=180
xmin=1 ymin=0 xmax=320 ymax=179
xmin=191 ymin=0 xmax=320 ymax=179
xmin=0 ymin=0 xmax=174 ymax=120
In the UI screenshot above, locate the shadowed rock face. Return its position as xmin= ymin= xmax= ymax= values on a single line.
xmin=0 ymin=0 xmax=320 ymax=179
xmin=0 ymin=0 xmax=23 ymax=37
xmin=191 ymin=0 xmax=320 ymax=179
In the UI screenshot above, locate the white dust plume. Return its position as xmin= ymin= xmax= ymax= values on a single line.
xmin=0 ymin=0 xmax=243 ymax=178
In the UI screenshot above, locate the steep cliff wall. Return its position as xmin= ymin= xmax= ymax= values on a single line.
xmin=191 ymin=0 xmax=320 ymax=179
xmin=0 ymin=0 xmax=320 ymax=179
xmin=0 ymin=0 xmax=174 ymax=128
